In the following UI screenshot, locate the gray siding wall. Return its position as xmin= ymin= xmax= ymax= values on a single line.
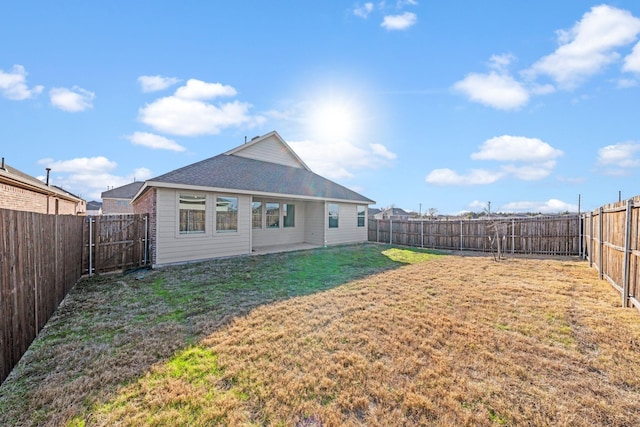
xmin=304 ymin=201 xmax=325 ymax=245
xmin=326 ymin=202 xmax=368 ymax=245
xmin=155 ymin=188 xmax=251 ymax=265
xmin=233 ymin=135 xmax=302 ymax=168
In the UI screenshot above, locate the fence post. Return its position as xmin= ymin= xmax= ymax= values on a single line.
xmin=622 ymin=199 xmax=634 ymax=308
xmin=421 ymin=220 xmax=424 ymax=248
xmin=390 ymin=219 xmax=393 ymax=245
xmin=598 ymin=207 xmax=604 ymax=280
xmin=589 ymin=211 xmax=593 ymax=268
xmin=511 ymin=219 xmax=515 ymax=255
xmin=144 ymin=215 xmax=148 ymax=266
xmin=376 ymin=219 xmax=379 ymax=243
xmin=459 ymin=220 xmax=463 ymax=251
xmin=578 ymin=214 xmax=582 ymax=259
xmin=88 ymin=217 xmax=94 ymax=277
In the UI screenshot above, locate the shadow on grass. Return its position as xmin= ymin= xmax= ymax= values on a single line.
xmin=0 ymin=243 xmax=444 ymax=426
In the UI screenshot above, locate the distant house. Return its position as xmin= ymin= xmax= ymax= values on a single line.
xmin=132 ymin=131 xmax=375 ymax=267
xmin=0 ymin=158 xmax=86 ymax=215
xmin=374 ymin=207 xmax=412 ymax=220
xmin=101 ymin=181 xmax=144 ymax=214
xmin=86 ymin=200 xmax=103 ymax=216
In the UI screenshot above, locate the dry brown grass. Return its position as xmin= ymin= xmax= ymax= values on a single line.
xmin=2 ymin=246 xmax=640 ymax=426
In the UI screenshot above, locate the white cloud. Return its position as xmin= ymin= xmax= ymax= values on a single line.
xmin=425 ymin=168 xmax=503 ymax=185
xmin=617 ymin=78 xmax=638 ymax=88
xmin=499 ymin=199 xmax=578 ymax=214
xmin=381 ymin=12 xmax=417 ymax=30
xmin=50 ymin=86 xmax=95 ymax=112
xmin=353 ymin=2 xmax=374 ymax=19
xmin=488 ymin=53 xmax=516 ymax=73
xmin=174 ymin=79 xmax=237 ymax=100
xmin=427 ymin=135 xmax=562 ymax=186
xmin=126 ymin=131 xmax=186 ymax=152
xmin=38 ymin=156 xmax=152 ymax=200
xmin=289 ymin=139 xmax=396 ymax=181
xmin=527 ymin=5 xmax=640 ymax=88
xmin=138 ymin=75 xmax=181 ymax=92
xmin=39 ymin=156 xmax=116 ymax=174
xmin=139 ymin=96 xmax=261 ymax=136
xmin=397 ymin=0 xmax=418 ymax=6
xmin=596 ymin=141 xmax=640 ymax=175
xmin=370 ymin=143 xmax=397 ymax=160
xmin=623 ymin=41 xmax=640 ymax=73
xmin=0 ymin=64 xmax=44 ymax=100
xmin=453 ymin=71 xmax=529 ymax=110
xmin=138 ymin=79 xmax=263 ymax=136
xmin=468 ymin=200 xmax=488 ymax=210
xmin=500 ymin=161 xmax=557 ymax=181
xmin=471 ymin=135 xmax=563 ymax=162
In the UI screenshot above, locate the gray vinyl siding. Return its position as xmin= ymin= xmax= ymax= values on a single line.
xmin=233 ymin=134 xmax=303 ymax=168
xmin=304 ymin=201 xmax=325 ymax=245
xmin=155 ymin=188 xmax=251 ymax=265
xmin=251 ymin=199 xmax=307 ymax=248
xmin=325 ymin=202 xmax=368 ymax=245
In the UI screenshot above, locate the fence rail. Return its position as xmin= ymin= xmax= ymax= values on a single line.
xmin=0 ymin=209 xmax=84 ymax=384
xmin=368 ymin=215 xmax=581 ymax=256
xmin=583 ymin=196 xmax=640 ymax=310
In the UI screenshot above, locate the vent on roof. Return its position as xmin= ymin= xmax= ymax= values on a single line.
xmin=1 ymin=157 xmax=5 ymax=171
xmin=46 ymin=168 xmax=51 ymax=186
xmin=251 ymin=135 xmax=260 ymax=141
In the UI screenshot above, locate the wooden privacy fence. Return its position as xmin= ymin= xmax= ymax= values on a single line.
xmin=1 ymin=211 xmax=149 ymax=385
xmin=368 ymin=215 xmax=581 ymax=256
xmin=583 ymin=195 xmax=640 ymax=310
xmin=82 ymin=214 xmax=149 ymax=275
xmin=0 ymin=209 xmax=84 ymax=384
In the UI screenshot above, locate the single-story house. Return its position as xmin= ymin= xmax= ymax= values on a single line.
xmin=374 ymin=207 xmax=413 ymax=220
xmin=0 ymin=157 xmax=86 ymax=215
xmin=86 ymin=200 xmax=103 ymax=216
xmin=101 ymin=181 xmax=144 ymax=214
xmin=132 ymin=131 xmax=375 ymax=267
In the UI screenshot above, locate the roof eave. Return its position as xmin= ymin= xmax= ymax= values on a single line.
xmin=141 ymin=181 xmax=374 ymax=204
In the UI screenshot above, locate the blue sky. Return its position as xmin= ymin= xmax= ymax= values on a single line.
xmin=2 ymin=1 xmax=640 ymax=215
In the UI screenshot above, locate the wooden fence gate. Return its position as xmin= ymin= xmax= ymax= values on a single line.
xmin=82 ymin=214 xmax=149 ymax=275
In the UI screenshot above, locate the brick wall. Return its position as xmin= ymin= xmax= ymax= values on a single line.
xmin=133 ymin=188 xmax=157 ymax=265
xmin=0 ymin=182 xmax=49 ymax=213
xmin=0 ymin=183 xmax=84 ymax=215
xmin=102 ymin=198 xmax=135 ymax=214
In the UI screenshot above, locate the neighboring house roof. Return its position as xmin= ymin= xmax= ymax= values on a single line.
xmin=102 ymin=181 xmax=145 ymax=199
xmin=87 ymin=200 xmax=102 ymax=210
xmin=136 ymin=131 xmax=375 ymax=204
xmin=0 ymin=161 xmax=84 ymax=203
xmin=368 ymin=208 xmax=382 ymax=216
xmin=380 ymin=207 xmax=411 ymax=217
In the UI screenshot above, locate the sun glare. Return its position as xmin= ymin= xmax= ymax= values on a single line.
xmin=309 ymin=99 xmax=359 ymax=142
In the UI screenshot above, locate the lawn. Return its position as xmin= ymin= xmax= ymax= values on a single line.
xmin=1 ymin=243 xmax=639 ymax=426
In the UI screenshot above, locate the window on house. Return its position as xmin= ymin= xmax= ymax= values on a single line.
xmin=179 ymin=194 xmax=206 ymax=234
xmin=266 ymin=202 xmax=280 ymax=228
xmin=252 ymin=201 xmax=262 ymax=229
xmin=216 ymin=196 xmax=238 ymax=232
xmin=357 ymin=205 xmax=366 ymax=227
xmin=283 ymin=203 xmax=295 ymax=228
xmin=328 ymin=203 xmax=339 ymax=228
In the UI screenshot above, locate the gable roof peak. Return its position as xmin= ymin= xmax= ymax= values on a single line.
xmin=225 ymin=130 xmax=311 ymax=171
